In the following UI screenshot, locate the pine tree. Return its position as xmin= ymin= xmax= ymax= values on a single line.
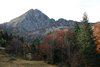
xmin=73 ymin=22 xmax=82 ymax=67
xmin=32 ymin=37 xmax=41 ymax=54
xmin=79 ymin=13 xmax=97 ymax=67
xmin=73 ymin=22 xmax=80 ymax=47
xmin=0 ymin=30 xmax=7 ymax=47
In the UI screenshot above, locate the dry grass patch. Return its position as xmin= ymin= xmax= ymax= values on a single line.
xmin=0 ymin=54 xmax=57 ymax=67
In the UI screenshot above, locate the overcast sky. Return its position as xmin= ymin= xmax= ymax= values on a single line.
xmin=0 ymin=0 xmax=100 ymax=23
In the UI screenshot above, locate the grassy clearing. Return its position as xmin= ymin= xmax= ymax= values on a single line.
xmin=0 ymin=53 xmax=57 ymax=67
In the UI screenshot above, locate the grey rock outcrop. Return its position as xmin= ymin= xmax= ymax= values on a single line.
xmin=0 ymin=9 xmax=75 ymax=41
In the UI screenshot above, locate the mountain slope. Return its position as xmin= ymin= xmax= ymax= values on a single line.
xmin=0 ymin=9 xmax=75 ymax=41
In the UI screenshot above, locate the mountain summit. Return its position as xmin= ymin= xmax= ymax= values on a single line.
xmin=7 ymin=9 xmax=49 ymax=27
xmin=1 ymin=9 xmax=75 ymax=41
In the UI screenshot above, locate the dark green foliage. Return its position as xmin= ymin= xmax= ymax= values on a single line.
xmin=0 ymin=30 xmax=14 ymax=47
xmin=32 ymin=37 xmax=41 ymax=46
xmin=74 ymin=13 xmax=97 ymax=67
xmin=72 ymin=13 xmax=100 ymax=67
xmin=19 ymin=37 xmax=24 ymax=43
xmin=0 ymin=30 xmax=7 ymax=47
xmin=73 ymin=22 xmax=80 ymax=45
xmin=32 ymin=37 xmax=41 ymax=53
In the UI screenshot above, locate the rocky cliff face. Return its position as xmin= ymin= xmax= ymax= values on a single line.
xmin=0 ymin=9 xmax=75 ymax=41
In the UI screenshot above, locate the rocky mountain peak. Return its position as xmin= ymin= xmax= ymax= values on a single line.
xmin=25 ymin=9 xmax=49 ymax=20
xmin=6 ymin=9 xmax=49 ymax=27
xmin=26 ymin=9 xmax=42 ymax=14
xmin=1 ymin=9 xmax=75 ymax=41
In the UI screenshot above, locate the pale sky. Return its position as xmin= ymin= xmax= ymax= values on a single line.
xmin=0 ymin=0 xmax=100 ymax=23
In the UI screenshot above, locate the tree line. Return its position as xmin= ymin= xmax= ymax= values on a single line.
xmin=39 ymin=13 xmax=100 ymax=67
xmin=0 ymin=13 xmax=100 ymax=67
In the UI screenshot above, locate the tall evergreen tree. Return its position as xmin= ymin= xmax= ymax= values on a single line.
xmin=73 ymin=22 xmax=82 ymax=67
xmin=79 ymin=13 xmax=97 ymax=67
